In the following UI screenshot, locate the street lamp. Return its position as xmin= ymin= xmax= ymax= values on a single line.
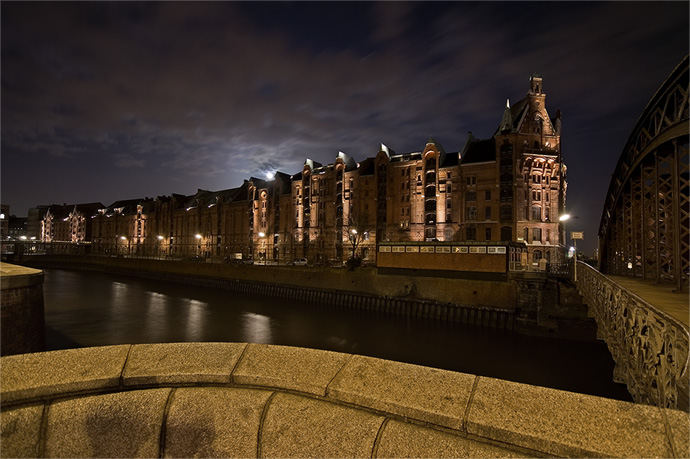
xmin=195 ymin=233 xmax=202 ymax=257
xmin=256 ymin=232 xmax=266 ymax=263
xmin=119 ymin=236 xmax=127 ymax=257
xmin=558 ymin=213 xmax=570 ymax=263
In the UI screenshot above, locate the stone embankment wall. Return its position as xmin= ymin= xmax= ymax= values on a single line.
xmin=1 ymin=342 xmax=688 ymax=458
xmin=24 ymin=255 xmax=516 ymax=329
xmin=0 ymin=263 xmax=45 ymax=356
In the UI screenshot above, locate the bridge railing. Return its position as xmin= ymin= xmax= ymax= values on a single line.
xmin=576 ymin=261 xmax=689 ymax=410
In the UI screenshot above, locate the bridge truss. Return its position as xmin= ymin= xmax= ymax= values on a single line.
xmin=599 ymin=56 xmax=689 ymax=291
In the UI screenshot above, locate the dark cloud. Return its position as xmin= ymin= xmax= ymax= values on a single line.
xmin=2 ymin=1 xmax=688 ymax=254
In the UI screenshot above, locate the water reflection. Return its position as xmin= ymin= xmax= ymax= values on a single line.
xmin=41 ymin=268 xmax=632 ymax=401
xmin=186 ymin=299 xmax=208 ymax=341
xmin=146 ymin=291 xmax=167 ymax=343
xmin=242 ymin=312 xmax=272 ymax=344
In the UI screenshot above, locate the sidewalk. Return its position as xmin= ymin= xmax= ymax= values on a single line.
xmin=607 ymin=275 xmax=689 ymax=329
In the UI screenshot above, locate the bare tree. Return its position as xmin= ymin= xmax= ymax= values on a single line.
xmin=346 ymin=212 xmax=373 ymax=261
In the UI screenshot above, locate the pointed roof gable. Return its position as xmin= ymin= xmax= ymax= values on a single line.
xmin=337 ymin=151 xmax=358 ymax=171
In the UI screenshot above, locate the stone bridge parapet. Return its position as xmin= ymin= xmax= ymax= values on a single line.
xmin=576 ymin=261 xmax=689 ymax=410
xmin=1 ymin=342 xmax=687 ymax=458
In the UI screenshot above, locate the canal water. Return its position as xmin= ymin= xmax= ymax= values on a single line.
xmin=42 ymin=268 xmax=632 ymax=401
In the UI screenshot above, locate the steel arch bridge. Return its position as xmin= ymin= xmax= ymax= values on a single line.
xmin=599 ymin=56 xmax=689 ymax=291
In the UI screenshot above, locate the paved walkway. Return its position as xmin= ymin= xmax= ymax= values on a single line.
xmin=608 ymin=275 xmax=689 ymax=328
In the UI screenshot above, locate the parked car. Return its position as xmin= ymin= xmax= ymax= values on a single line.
xmin=291 ymin=258 xmax=308 ymax=266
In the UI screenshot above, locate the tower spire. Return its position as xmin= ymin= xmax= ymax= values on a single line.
xmin=500 ymin=99 xmax=513 ymax=133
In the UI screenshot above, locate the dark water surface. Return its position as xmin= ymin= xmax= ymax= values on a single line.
xmin=43 ymin=268 xmax=632 ymax=401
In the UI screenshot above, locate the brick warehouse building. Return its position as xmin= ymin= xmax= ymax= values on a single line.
xmin=38 ymin=75 xmax=567 ymax=266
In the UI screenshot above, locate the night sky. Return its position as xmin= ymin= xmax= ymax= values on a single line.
xmin=2 ymin=2 xmax=688 ymax=254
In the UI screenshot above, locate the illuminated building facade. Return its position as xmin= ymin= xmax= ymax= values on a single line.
xmin=38 ymin=75 xmax=566 ymax=266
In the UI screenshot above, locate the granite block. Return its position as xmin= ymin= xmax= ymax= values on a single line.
xmin=164 ymin=387 xmax=272 ymax=458
xmin=375 ymin=419 xmax=523 ymax=458
xmin=44 ymin=388 xmax=170 ymax=458
xmin=0 ymin=345 xmax=130 ymax=403
xmin=327 ymin=354 xmax=475 ymax=430
xmin=260 ymin=392 xmax=383 ymax=458
xmin=0 ymin=404 xmax=43 ymax=457
xmin=664 ymin=407 xmax=690 ymax=458
xmin=123 ymin=342 xmax=246 ymax=385
xmin=467 ymin=376 xmax=672 ymax=457
xmin=0 ymin=263 xmax=43 ymax=290
xmin=233 ymin=343 xmax=350 ymax=396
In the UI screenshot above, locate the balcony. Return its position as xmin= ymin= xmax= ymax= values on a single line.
xmin=522 ymin=147 xmax=558 ymax=156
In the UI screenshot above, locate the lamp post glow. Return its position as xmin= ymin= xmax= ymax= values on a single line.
xmin=258 ymin=232 xmax=265 ymax=238
xmin=195 ymin=234 xmax=202 ymax=257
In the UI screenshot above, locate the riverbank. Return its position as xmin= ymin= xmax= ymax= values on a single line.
xmin=22 ymin=255 xmax=516 ymax=329
xmin=21 ymin=254 xmax=595 ymax=339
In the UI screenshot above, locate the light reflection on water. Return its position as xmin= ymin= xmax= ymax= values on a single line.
xmin=242 ymin=312 xmax=272 ymax=344
xmin=187 ymin=299 xmax=208 ymax=341
xmin=41 ymin=268 xmax=632 ymax=402
xmin=146 ymin=291 xmax=167 ymax=343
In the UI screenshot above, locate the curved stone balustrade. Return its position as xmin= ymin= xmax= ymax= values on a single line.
xmin=1 ymin=342 xmax=688 ymax=458
xmin=576 ymin=261 xmax=689 ymax=410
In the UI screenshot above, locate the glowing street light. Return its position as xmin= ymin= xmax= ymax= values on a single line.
xmin=157 ymin=235 xmax=164 ymax=240
xmin=559 ymin=214 xmax=571 ymax=222
xmin=350 ymin=229 xmax=357 ymax=235
xmin=19 ymin=236 xmax=27 ymax=240
xmin=120 ymin=236 xmax=127 ymax=241
xmin=258 ymin=232 xmax=265 ymax=238
xmin=195 ymin=234 xmax=202 ymax=240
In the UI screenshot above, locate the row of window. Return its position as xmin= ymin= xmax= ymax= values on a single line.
xmin=522 ymin=227 xmax=555 ymax=243
xmin=465 ymin=206 xmax=492 ymax=220
xmin=465 ymin=190 xmax=491 ymax=202
xmin=528 ymin=174 xmax=553 ymax=184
